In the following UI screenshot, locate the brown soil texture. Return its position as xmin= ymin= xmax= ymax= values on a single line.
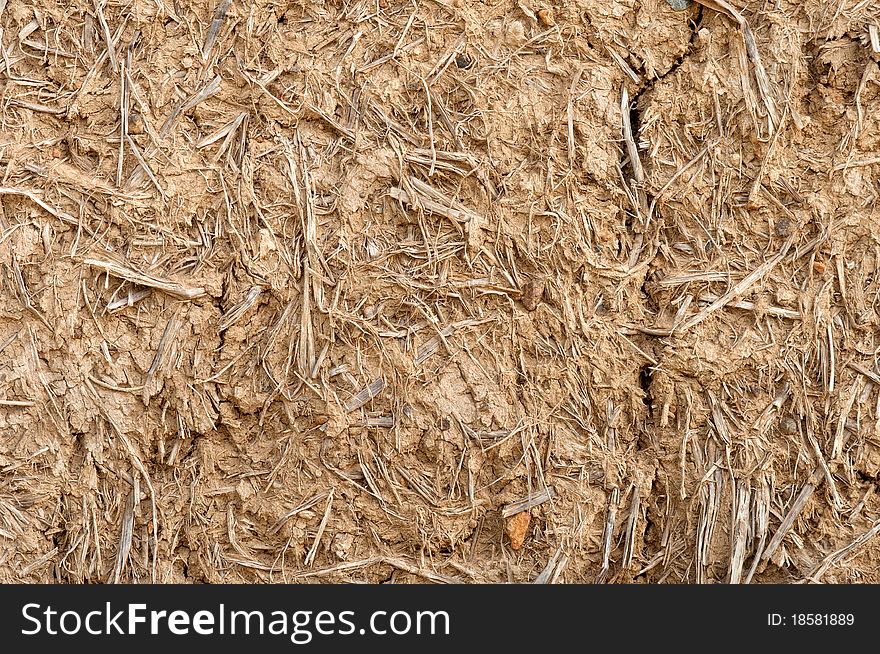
xmin=1 ymin=0 xmax=880 ymax=584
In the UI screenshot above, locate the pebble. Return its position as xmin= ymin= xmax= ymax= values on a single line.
xmin=520 ymin=280 xmax=545 ymax=311
xmin=537 ymin=9 xmax=555 ymax=27
xmin=780 ymin=417 xmax=798 ymax=435
xmin=506 ymin=511 xmax=531 ymax=550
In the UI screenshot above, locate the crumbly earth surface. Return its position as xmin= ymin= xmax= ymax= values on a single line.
xmin=1 ymin=0 xmax=880 ymax=584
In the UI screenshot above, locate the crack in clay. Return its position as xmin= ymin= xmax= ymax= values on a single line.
xmin=627 ymin=5 xmax=704 ymax=203
xmin=622 ymin=7 xmax=704 ymax=448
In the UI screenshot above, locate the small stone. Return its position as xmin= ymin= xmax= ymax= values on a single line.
xmin=813 ymin=261 xmax=826 ymax=274
xmin=128 ymin=111 xmax=144 ymax=135
xmin=780 ymin=417 xmax=798 ymax=435
xmin=536 ymin=9 xmax=555 ymax=27
xmin=520 ymin=280 xmax=544 ymax=311
xmin=455 ymin=53 xmax=474 ymax=70
xmin=506 ymin=511 xmax=531 ymax=550
xmin=774 ymin=217 xmax=792 ymax=238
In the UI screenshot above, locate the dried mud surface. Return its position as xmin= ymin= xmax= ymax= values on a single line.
xmin=1 ymin=0 xmax=880 ymax=583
